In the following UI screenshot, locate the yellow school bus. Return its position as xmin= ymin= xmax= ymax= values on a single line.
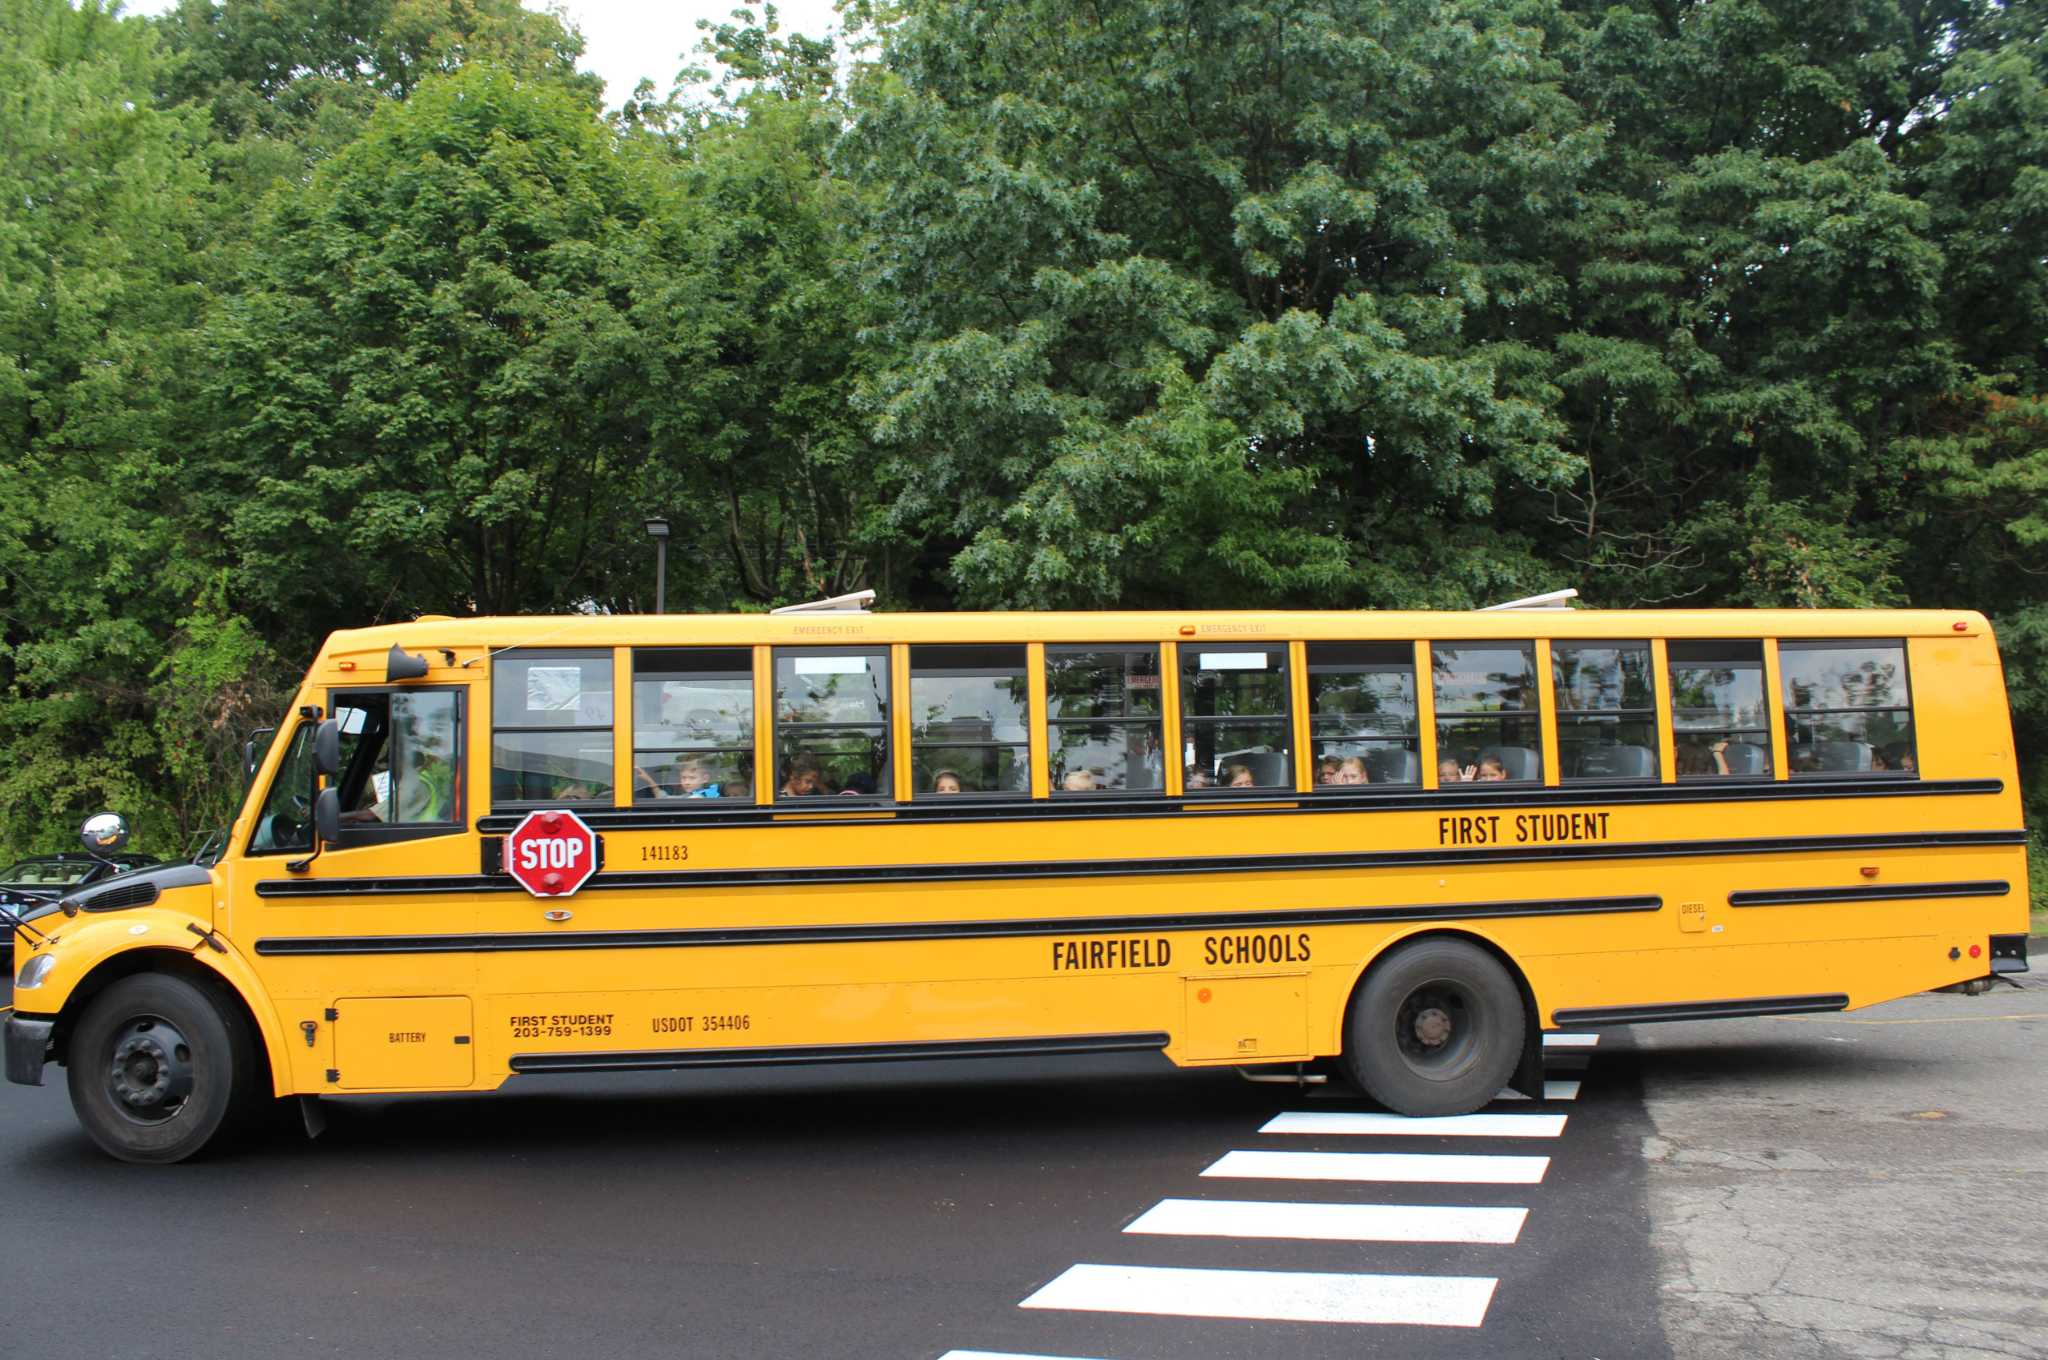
xmin=6 ymin=605 xmax=2032 ymax=1161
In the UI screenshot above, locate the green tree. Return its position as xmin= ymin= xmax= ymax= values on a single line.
xmin=205 ymin=63 xmax=677 ymax=637
xmin=842 ymin=0 xmax=1593 ymax=609
xmin=0 ymin=0 xmax=217 ymax=853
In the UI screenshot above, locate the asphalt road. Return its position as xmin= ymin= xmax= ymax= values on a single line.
xmin=4 ymin=992 xmax=1655 ymax=1360
xmin=5 ymin=966 xmax=2039 ymax=1360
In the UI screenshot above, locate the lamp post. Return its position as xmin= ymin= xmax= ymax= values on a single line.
xmin=644 ymin=517 xmax=670 ymax=614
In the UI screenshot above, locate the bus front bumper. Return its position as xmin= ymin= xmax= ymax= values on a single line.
xmin=4 ymin=1013 xmax=54 ymax=1086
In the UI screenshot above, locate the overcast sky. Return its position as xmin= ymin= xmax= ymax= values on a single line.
xmin=120 ymin=1 xmax=849 ymax=108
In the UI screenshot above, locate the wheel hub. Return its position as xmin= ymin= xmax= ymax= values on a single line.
xmin=1412 ymin=1006 xmax=1455 ymax=1048
xmin=106 ymin=1017 xmax=193 ymax=1118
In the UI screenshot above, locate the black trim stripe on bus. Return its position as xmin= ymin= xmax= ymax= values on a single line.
xmin=1552 ymin=994 xmax=1850 ymax=1026
xmin=1729 ymin=880 xmax=2011 ymax=908
xmin=508 ymin=1032 xmax=1174 ymax=1075
xmin=250 ymin=893 xmax=1664 ymax=956
xmin=254 ymin=829 xmax=2027 ymax=900
xmin=472 ymin=776 xmax=2005 ymax=834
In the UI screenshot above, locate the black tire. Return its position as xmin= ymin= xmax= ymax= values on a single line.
xmin=1343 ymin=937 xmax=1526 ymax=1116
xmin=66 ymin=973 xmax=257 ymax=1164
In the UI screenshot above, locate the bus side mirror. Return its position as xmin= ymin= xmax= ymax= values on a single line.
xmin=313 ymin=787 xmax=341 ymax=845
xmin=313 ymin=719 xmax=341 ymax=777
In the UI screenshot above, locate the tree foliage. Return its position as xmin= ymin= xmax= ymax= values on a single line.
xmin=2 ymin=0 xmax=2048 ymax=858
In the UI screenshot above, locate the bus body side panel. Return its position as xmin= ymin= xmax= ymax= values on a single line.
xmin=216 ymin=614 xmax=2028 ymax=1098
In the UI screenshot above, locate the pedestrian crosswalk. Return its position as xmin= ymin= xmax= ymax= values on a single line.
xmin=1125 ymin=1197 xmax=1528 ymax=1244
xmin=1020 ymin=1262 xmax=1498 ymax=1327
xmin=1202 ymin=1148 xmax=1552 ymax=1183
xmin=940 ymin=1029 xmax=1602 ymax=1356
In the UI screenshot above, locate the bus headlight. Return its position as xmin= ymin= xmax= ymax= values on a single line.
xmin=15 ymin=953 xmax=55 ymax=990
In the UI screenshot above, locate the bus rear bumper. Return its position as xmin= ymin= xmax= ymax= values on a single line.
xmin=1990 ymin=934 xmax=2029 ymax=975
xmin=4 ymin=1013 xmax=54 ymax=1086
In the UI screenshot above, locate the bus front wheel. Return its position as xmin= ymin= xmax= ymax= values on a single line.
xmin=66 ymin=973 xmax=256 ymax=1164
xmin=1344 ymin=938 xmax=1525 ymax=1117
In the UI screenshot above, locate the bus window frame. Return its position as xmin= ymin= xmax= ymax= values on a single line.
xmin=1044 ymin=642 xmax=1166 ymax=795
xmin=629 ymin=646 xmax=756 ymax=804
xmin=1304 ymin=640 xmax=1423 ymax=792
xmin=1668 ymin=638 xmax=1778 ymax=781
xmin=1178 ymin=642 xmax=1294 ymax=795
xmin=490 ymin=648 xmax=618 ymax=810
xmin=242 ymin=720 xmax=317 ymax=857
xmin=324 ymin=684 xmax=469 ymax=845
xmin=907 ymin=643 xmax=1033 ymax=801
xmin=1430 ymin=639 xmax=1544 ymax=785
xmin=772 ymin=645 xmax=895 ymax=804
xmin=1778 ymin=637 xmax=1920 ymax=779
xmin=1551 ymin=640 xmax=1660 ymax=784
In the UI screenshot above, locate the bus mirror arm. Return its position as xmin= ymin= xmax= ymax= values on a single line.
xmin=288 ymin=720 xmax=343 ymax=874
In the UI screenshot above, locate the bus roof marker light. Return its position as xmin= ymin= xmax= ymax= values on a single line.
xmin=1954 ymin=621 xmax=1969 ymax=631
xmin=1477 ymin=588 xmax=1579 ymax=612
xmin=1179 ymin=625 xmax=1197 ymax=636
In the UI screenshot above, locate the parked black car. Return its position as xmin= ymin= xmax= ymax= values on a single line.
xmin=2 ymin=850 xmax=156 ymax=970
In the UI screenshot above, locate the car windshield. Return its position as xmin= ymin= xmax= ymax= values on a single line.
xmin=1 ymin=859 xmax=96 ymax=886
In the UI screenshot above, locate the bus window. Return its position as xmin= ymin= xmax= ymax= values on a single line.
xmin=330 ymin=690 xmax=464 ymax=826
xmin=1046 ymin=646 xmax=1163 ymax=792
xmin=1669 ymin=640 xmax=1773 ymax=777
xmin=1179 ymin=646 xmax=1290 ymax=791
xmin=1780 ymin=640 xmax=1916 ymax=775
xmin=492 ymin=651 xmax=614 ymax=805
xmin=1307 ymin=642 xmax=1419 ymax=787
xmin=633 ymin=649 xmax=753 ymax=801
xmin=775 ymin=649 xmax=891 ymax=799
xmin=246 ymin=723 xmax=315 ymax=854
xmin=910 ymin=645 xmax=1029 ymax=796
xmin=1433 ymin=643 xmax=1541 ymax=783
xmin=1553 ymin=643 xmax=1657 ymax=782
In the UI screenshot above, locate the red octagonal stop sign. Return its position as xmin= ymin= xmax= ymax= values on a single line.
xmin=504 ymin=809 xmax=599 ymax=897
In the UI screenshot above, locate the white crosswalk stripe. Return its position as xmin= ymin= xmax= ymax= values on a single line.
xmin=1262 ymin=1110 xmax=1568 ymax=1138
xmin=1021 ymin=1263 xmax=1497 ymax=1327
xmin=1125 ymin=1197 xmax=1528 ymax=1245
xmin=1495 ymin=1079 xmax=1582 ymax=1101
xmin=939 ymin=1352 xmax=1113 ymax=1360
xmin=1203 ymin=1149 xmax=1550 ymax=1184
xmin=1543 ymin=1032 xmax=1601 ymax=1048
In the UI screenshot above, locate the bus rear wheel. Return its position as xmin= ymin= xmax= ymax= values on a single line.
xmin=1344 ymin=938 xmax=1524 ymax=1117
xmin=66 ymin=973 xmax=255 ymax=1164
